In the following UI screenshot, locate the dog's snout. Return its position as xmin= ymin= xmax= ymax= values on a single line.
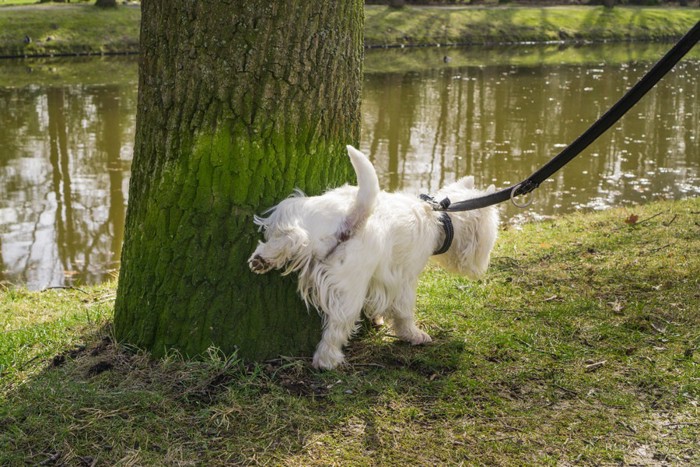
xmin=249 ymin=254 xmax=271 ymax=274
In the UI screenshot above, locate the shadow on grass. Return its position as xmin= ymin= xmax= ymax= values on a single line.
xmin=0 ymin=319 xmax=479 ymax=465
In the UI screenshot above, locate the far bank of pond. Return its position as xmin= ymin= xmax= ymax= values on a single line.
xmin=0 ymin=4 xmax=700 ymax=58
xmin=1 ymin=42 xmax=698 ymax=289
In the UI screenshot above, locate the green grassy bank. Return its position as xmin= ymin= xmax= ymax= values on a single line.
xmin=2 ymin=197 xmax=699 ymax=465
xmin=1 ymin=4 xmax=699 ymax=58
xmin=365 ymin=5 xmax=700 ymax=47
xmin=0 ymin=3 xmax=140 ymax=58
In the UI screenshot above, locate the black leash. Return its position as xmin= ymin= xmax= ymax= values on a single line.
xmin=438 ymin=21 xmax=700 ymax=213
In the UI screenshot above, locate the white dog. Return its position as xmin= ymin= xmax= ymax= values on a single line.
xmin=248 ymin=146 xmax=499 ymax=370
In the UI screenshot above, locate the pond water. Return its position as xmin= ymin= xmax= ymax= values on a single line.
xmin=1 ymin=44 xmax=698 ymax=289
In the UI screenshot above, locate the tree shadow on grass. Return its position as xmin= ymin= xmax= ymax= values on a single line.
xmin=0 ymin=321 xmax=473 ymax=465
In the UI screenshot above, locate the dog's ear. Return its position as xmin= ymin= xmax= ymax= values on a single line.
xmin=486 ymin=184 xmax=496 ymax=194
xmin=254 ymin=223 xmax=311 ymax=274
xmin=458 ymin=176 xmax=475 ymax=189
xmin=279 ymin=224 xmax=311 ymax=271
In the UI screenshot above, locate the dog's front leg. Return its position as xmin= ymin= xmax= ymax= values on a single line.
xmin=312 ymin=291 xmax=365 ymax=370
xmin=390 ymin=287 xmax=432 ymax=346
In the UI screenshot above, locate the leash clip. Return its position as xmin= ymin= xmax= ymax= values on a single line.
xmin=510 ymin=181 xmax=537 ymax=208
xmin=419 ymin=194 xmax=451 ymax=211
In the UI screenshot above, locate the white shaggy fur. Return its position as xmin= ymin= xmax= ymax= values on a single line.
xmin=248 ymin=146 xmax=499 ymax=370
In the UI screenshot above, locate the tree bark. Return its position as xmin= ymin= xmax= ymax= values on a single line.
xmin=114 ymin=1 xmax=364 ymax=359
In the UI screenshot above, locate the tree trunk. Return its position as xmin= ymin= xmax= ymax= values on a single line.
xmin=114 ymin=1 xmax=364 ymax=360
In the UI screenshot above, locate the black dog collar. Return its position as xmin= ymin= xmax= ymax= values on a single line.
xmin=419 ymin=194 xmax=454 ymax=255
xmin=434 ymin=212 xmax=454 ymax=255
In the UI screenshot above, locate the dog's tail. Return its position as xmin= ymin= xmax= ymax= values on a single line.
xmin=338 ymin=145 xmax=380 ymax=241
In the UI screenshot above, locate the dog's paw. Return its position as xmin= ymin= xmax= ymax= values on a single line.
xmin=400 ymin=329 xmax=432 ymax=346
xmin=248 ymin=254 xmax=271 ymax=274
xmin=410 ymin=330 xmax=432 ymax=346
xmin=312 ymin=344 xmax=345 ymax=370
xmin=394 ymin=323 xmax=433 ymax=346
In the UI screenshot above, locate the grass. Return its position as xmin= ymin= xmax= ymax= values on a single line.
xmin=0 ymin=0 xmax=40 ymax=5
xmin=365 ymin=6 xmax=700 ymax=47
xmin=1 ymin=196 xmax=698 ymax=465
xmin=0 ymin=283 xmax=115 ymax=390
xmin=0 ymin=3 xmax=140 ymax=57
xmin=365 ymin=5 xmax=700 ymax=47
xmin=1 ymin=4 xmax=699 ymax=58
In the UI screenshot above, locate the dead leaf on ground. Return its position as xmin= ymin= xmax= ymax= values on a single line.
xmin=608 ymin=299 xmax=625 ymax=314
xmin=625 ymin=214 xmax=639 ymax=225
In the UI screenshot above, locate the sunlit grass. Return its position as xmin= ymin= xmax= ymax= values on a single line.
xmin=1 ymin=4 xmax=699 ymax=58
xmin=0 ymin=2 xmax=140 ymax=57
xmin=364 ymin=5 xmax=700 ymax=47
xmin=1 ymin=197 xmax=698 ymax=464
xmin=0 ymin=0 xmax=41 ymax=6
xmin=0 ymin=283 xmax=114 ymax=392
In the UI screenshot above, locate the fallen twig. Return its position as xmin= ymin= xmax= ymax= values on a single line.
xmin=39 ymin=452 xmax=61 ymax=466
xmin=90 ymin=294 xmax=117 ymax=305
xmin=636 ymin=210 xmax=666 ymax=226
xmin=514 ymin=337 xmax=559 ymax=358
xmin=617 ymin=420 xmax=637 ymax=433
xmin=18 ymin=355 xmax=42 ymax=370
xmin=648 ymin=243 xmax=672 ymax=254
xmin=663 ymin=214 xmax=677 ymax=227
xmin=584 ymin=360 xmax=606 ymax=372
xmin=553 ymin=383 xmax=579 ymax=396
xmin=350 ymin=362 xmax=387 ymax=369
xmin=41 ymin=286 xmax=88 ymax=294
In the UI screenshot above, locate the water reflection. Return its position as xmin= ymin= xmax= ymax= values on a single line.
xmin=362 ymin=56 xmax=699 ymax=223
xmin=0 ymin=60 xmax=136 ymax=289
xmin=0 ymin=46 xmax=698 ymax=289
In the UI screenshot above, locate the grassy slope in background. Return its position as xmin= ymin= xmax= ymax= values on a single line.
xmin=0 ymin=3 xmax=140 ymax=57
xmin=365 ymin=5 xmax=700 ymax=47
xmin=1 ymin=4 xmax=700 ymax=57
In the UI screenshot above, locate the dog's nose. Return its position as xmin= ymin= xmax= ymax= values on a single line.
xmin=249 ymin=254 xmax=270 ymax=274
